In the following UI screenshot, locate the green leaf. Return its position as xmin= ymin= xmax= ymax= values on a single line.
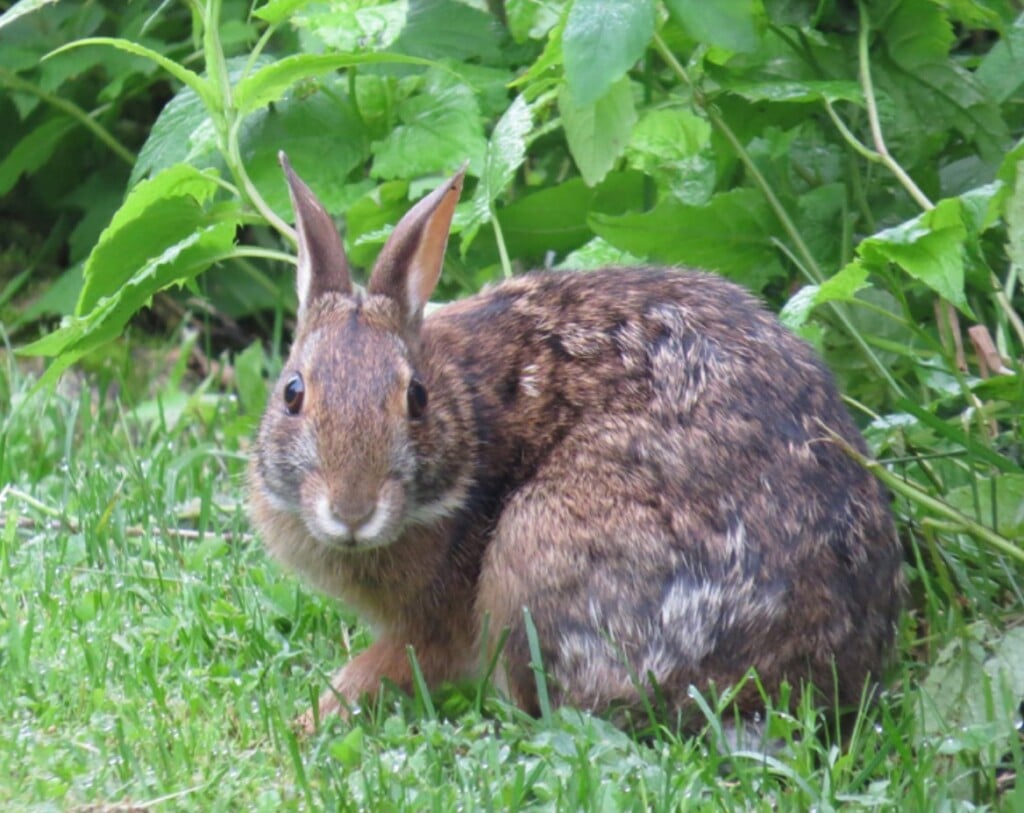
xmin=664 ymin=0 xmax=760 ymax=53
xmin=559 ymin=77 xmax=636 ymax=187
xmin=590 ymin=188 xmax=785 ymax=288
xmin=46 ymin=37 xmax=217 ymax=112
xmin=0 ymin=0 xmax=61 ymax=32
xmin=77 ymin=165 xmax=226 ymax=314
xmin=780 ymin=263 xmax=871 ymax=330
xmin=239 ymin=77 xmax=373 ymax=217
xmin=858 ymin=198 xmax=972 ymax=316
xmin=562 ymin=0 xmax=655 ymax=105
xmin=20 ymin=219 xmax=239 ymax=390
xmin=370 ymin=69 xmax=487 ymax=180
xmin=947 ymin=475 xmax=1024 ymax=539
xmin=252 ymin=0 xmax=318 ymax=25
xmin=724 ymin=80 xmax=863 ymax=105
xmin=975 ymin=15 xmax=1024 ymax=103
xmin=463 ymin=95 xmax=533 ymax=250
xmin=0 ymin=116 xmax=74 ymax=197
xmin=624 ymin=108 xmax=714 ymax=204
xmin=390 ymin=0 xmax=505 ymax=64
xmin=506 ymin=0 xmax=563 ymax=43
xmin=131 ymin=86 xmax=218 ymax=186
xmin=497 ymin=171 xmax=647 ymax=260
xmin=234 ymin=51 xmax=434 ymax=115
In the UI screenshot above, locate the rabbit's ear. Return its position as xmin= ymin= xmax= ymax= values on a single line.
xmin=368 ymin=165 xmax=465 ymax=331
xmin=280 ymin=151 xmax=352 ymax=318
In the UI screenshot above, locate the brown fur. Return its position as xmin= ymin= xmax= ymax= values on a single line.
xmin=250 ymin=158 xmax=904 ymax=731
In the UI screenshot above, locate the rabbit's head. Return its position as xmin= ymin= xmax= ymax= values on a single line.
xmin=250 ymin=153 xmax=464 ymax=553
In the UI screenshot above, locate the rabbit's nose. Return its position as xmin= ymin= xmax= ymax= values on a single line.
xmin=338 ymin=503 xmax=376 ymax=532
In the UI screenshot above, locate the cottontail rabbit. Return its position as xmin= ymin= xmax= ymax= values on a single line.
xmin=250 ymin=154 xmax=904 ymax=732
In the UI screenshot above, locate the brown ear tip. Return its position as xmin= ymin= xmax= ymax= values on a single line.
xmin=450 ymin=160 xmax=470 ymax=192
xmin=278 ymin=150 xmax=293 ymax=174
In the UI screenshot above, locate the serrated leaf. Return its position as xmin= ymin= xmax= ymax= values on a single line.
xmin=590 ymin=188 xmax=784 ymax=288
xmin=234 ymin=51 xmax=433 ymax=115
xmin=20 ymin=219 xmax=239 ymax=390
xmin=858 ymin=198 xmax=972 ymax=315
xmin=46 ymin=37 xmax=217 ymax=112
xmin=562 ymin=0 xmax=655 ymax=106
xmin=77 ymin=165 xmax=225 ymax=314
xmin=0 ymin=116 xmax=74 ymax=196
xmin=559 ymin=77 xmax=636 ymax=187
xmin=725 ymin=80 xmax=863 ymax=105
xmin=664 ymin=0 xmax=760 ymax=53
xmin=506 ymin=0 xmax=563 ymax=43
xmin=370 ymin=69 xmax=487 ymax=180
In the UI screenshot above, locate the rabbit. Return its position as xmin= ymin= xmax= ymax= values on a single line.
xmin=249 ymin=152 xmax=904 ymax=734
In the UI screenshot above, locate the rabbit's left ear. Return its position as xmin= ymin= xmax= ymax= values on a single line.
xmin=280 ymin=151 xmax=352 ymax=320
xmin=368 ymin=166 xmax=465 ymax=331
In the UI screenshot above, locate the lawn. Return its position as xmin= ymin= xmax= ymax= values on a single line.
xmin=0 ymin=346 xmax=1021 ymax=812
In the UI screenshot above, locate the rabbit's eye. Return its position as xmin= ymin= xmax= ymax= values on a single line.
xmin=283 ymin=374 xmax=305 ymax=415
xmin=407 ymin=378 xmax=428 ymax=419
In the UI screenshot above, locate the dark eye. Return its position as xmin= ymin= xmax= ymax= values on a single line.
xmin=407 ymin=377 xmax=428 ymax=419
xmin=283 ymin=373 xmax=305 ymax=415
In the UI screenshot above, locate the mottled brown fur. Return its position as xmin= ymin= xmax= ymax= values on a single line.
xmin=250 ymin=158 xmax=904 ymax=731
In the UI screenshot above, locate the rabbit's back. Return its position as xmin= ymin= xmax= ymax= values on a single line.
xmin=427 ymin=268 xmax=902 ymax=723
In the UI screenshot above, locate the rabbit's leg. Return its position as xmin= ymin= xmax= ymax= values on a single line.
xmin=297 ymin=637 xmax=412 ymax=732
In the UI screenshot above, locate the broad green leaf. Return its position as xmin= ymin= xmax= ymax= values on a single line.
xmin=562 ymin=0 xmax=655 ymax=105
xmin=20 ymin=218 xmax=239 ymax=390
xmin=239 ymin=77 xmax=373 ymax=216
xmin=725 ymin=80 xmax=862 ymax=105
xmin=624 ymin=108 xmax=714 ymax=204
xmin=858 ymin=198 xmax=972 ymax=315
xmin=664 ymin=0 xmax=760 ymax=53
xmin=463 ymin=95 xmax=533 ymax=250
xmin=343 ymin=179 xmax=412 ymax=268
xmin=390 ymin=0 xmax=504 ymax=64
xmin=131 ymin=83 xmax=218 ymax=186
xmin=559 ymin=77 xmax=636 ymax=187
xmin=497 ymin=171 xmax=646 ymax=260
xmin=77 ymin=165 xmax=225 ymax=314
xmin=290 ymin=1 xmax=406 ymax=52
xmin=370 ymin=69 xmax=487 ymax=181
xmin=975 ymin=15 xmax=1024 ymax=102
xmin=875 ymin=0 xmax=1008 ymax=162
xmin=46 ymin=37 xmax=217 ymax=112
xmin=234 ymin=51 xmax=434 ymax=115
xmin=590 ymin=188 xmax=785 ymax=288
xmin=0 ymin=116 xmax=74 ymax=196
xmin=920 ymin=622 xmax=1024 ymax=741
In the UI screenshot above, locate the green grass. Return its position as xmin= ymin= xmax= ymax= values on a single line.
xmin=1 ymin=349 xmax=1022 ymax=812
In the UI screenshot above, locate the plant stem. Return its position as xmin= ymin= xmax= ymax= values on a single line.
xmin=0 ymin=69 xmax=135 ymax=166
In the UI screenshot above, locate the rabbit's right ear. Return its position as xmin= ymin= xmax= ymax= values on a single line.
xmin=280 ymin=151 xmax=352 ymax=318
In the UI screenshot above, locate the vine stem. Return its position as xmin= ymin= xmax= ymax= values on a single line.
xmin=651 ymin=33 xmax=904 ymax=398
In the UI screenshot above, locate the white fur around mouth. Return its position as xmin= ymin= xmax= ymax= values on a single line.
xmin=309 ymin=493 xmax=396 ymax=550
